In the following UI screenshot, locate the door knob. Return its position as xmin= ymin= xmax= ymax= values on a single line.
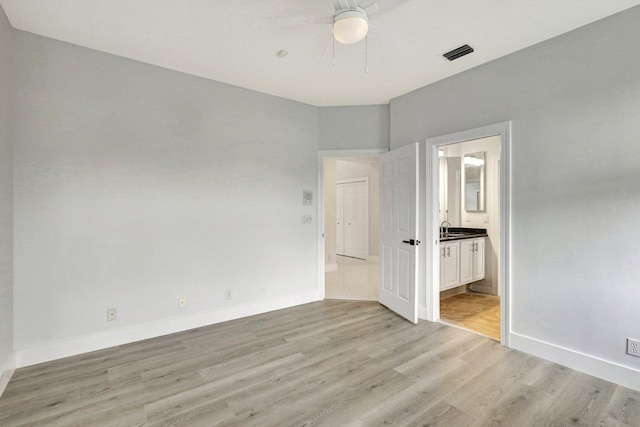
xmin=402 ymin=239 xmax=421 ymax=246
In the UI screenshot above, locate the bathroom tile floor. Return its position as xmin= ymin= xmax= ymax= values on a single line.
xmin=440 ymin=292 xmax=500 ymax=341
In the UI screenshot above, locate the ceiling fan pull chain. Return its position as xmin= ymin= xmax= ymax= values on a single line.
xmin=365 ymin=35 xmax=369 ymax=73
xmin=333 ymin=33 xmax=336 ymax=66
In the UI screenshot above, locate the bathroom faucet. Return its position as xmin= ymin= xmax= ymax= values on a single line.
xmin=440 ymin=220 xmax=451 ymax=236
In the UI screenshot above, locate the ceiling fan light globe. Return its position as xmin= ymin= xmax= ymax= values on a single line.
xmin=333 ymin=10 xmax=369 ymax=44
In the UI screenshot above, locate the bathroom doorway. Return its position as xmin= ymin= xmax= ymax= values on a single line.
xmin=427 ymin=122 xmax=511 ymax=346
xmin=437 ymin=136 xmax=501 ymax=340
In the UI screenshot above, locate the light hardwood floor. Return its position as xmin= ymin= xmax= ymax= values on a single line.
xmin=1 ymin=300 xmax=639 ymax=426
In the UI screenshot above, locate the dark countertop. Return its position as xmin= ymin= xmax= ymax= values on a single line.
xmin=440 ymin=227 xmax=488 ymax=242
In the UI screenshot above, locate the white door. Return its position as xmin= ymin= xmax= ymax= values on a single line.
xmin=343 ymin=181 xmax=368 ymax=260
xmin=379 ymin=143 xmax=419 ymax=323
xmin=336 ymin=184 xmax=344 ymax=255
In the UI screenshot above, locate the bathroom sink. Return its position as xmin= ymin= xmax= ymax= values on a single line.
xmin=439 ymin=228 xmax=488 ymax=240
xmin=441 ymin=232 xmax=472 ymax=239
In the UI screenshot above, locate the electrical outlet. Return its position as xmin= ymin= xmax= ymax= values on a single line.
xmin=627 ymin=338 xmax=640 ymax=357
xmin=302 ymin=215 xmax=312 ymax=224
xmin=225 ymin=289 xmax=232 ymax=301
xmin=178 ymin=297 xmax=186 ymax=308
xmin=107 ymin=308 xmax=117 ymax=321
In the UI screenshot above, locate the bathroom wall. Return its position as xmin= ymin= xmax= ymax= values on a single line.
xmin=461 ymin=136 xmax=501 ymax=295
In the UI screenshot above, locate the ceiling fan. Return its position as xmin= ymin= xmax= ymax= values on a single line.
xmin=332 ymin=1 xmax=378 ymax=44
xmin=267 ymin=0 xmax=410 ymax=45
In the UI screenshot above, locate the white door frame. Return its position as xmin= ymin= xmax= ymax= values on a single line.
xmin=316 ymin=149 xmax=388 ymax=300
xmin=426 ymin=122 xmax=511 ymax=347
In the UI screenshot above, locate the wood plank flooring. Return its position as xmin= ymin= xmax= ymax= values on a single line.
xmin=1 ymin=300 xmax=639 ymax=426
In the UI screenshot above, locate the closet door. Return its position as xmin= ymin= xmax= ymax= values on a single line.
xmin=343 ymin=181 xmax=368 ymax=260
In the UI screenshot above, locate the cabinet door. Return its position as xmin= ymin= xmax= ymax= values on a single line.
xmin=442 ymin=242 xmax=460 ymax=290
xmin=472 ymin=238 xmax=485 ymax=281
xmin=439 ymin=246 xmax=446 ymax=290
xmin=459 ymin=239 xmax=474 ymax=285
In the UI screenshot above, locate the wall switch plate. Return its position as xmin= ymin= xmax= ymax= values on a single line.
xmin=225 ymin=289 xmax=232 ymax=301
xmin=302 ymin=215 xmax=312 ymax=224
xmin=107 ymin=308 xmax=117 ymax=321
xmin=303 ymin=190 xmax=313 ymax=206
xmin=627 ymin=338 xmax=640 ymax=357
xmin=178 ymin=297 xmax=186 ymax=308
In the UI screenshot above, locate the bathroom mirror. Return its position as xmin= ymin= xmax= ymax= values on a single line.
xmin=464 ymin=151 xmax=485 ymax=212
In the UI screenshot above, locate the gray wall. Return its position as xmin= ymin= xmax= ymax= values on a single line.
xmin=319 ymin=105 xmax=389 ymax=150
xmin=0 ymin=6 xmax=14 ymax=381
xmin=391 ymin=6 xmax=640 ymax=372
xmin=12 ymin=31 xmax=320 ymax=350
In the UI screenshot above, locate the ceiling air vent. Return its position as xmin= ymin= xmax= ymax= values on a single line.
xmin=443 ymin=44 xmax=474 ymax=61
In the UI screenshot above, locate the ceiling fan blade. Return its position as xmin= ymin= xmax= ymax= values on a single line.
xmin=331 ymin=0 xmax=357 ymax=11
xmin=361 ymin=0 xmax=411 ymax=17
xmin=360 ymin=2 xmax=380 ymax=15
xmin=330 ymin=0 xmax=342 ymax=10
xmin=265 ymin=15 xmax=333 ymax=26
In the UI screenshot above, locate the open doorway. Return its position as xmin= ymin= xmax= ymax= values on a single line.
xmin=323 ymin=157 xmax=380 ymax=301
xmin=426 ymin=122 xmax=511 ymax=346
xmin=437 ymin=136 xmax=501 ymax=340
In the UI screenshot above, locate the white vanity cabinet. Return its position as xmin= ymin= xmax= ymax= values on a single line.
xmin=471 ymin=238 xmax=485 ymax=282
xmin=440 ymin=241 xmax=460 ymax=290
xmin=440 ymin=237 xmax=485 ymax=291
xmin=460 ymin=237 xmax=485 ymax=285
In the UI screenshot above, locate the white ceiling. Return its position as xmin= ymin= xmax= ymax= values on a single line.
xmin=2 ymin=0 xmax=639 ymax=106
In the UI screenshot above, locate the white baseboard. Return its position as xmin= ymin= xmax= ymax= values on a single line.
xmin=0 ymin=352 xmax=16 ymax=397
xmin=510 ymin=332 xmax=640 ymax=392
xmin=15 ymin=291 xmax=322 ymax=368
xmin=325 ymin=263 xmax=338 ymax=272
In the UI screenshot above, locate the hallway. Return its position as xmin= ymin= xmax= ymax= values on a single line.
xmin=325 ymin=256 xmax=378 ymax=301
